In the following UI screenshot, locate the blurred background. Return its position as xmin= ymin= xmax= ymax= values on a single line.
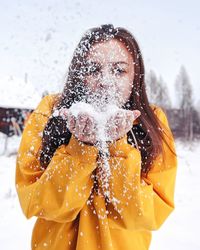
xmin=0 ymin=0 xmax=199 ymax=249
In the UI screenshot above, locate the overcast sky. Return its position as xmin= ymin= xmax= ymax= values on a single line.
xmin=1 ymin=0 xmax=199 ymax=107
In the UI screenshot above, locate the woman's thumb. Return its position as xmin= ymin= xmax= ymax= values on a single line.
xmin=133 ymin=110 xmax=141 ymax=119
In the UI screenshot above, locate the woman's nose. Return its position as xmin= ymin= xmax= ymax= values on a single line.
xmin=98 ymin=70 xmax=115 ymax=89
xmin=98 ymin=80 xmax=114 ymax=93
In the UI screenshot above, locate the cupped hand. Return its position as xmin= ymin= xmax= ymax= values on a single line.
xmin=106 ymin=109 xmax=141 ymax=142
xmin=68 ymin=111 xmax=97 ymax=144
xmin=54 ymin=107 xmax=141 ymax=144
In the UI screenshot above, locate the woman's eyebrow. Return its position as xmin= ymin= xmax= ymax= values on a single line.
xmin=86 ymin=61 xmax=129 ymax=67
xmin=87 ymin=61 xmax=101 ymax=66
xmin=110 ymin=61 xmax=129 ymax=66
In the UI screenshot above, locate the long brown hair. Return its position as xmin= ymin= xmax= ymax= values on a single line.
xmin=40 ymin=24 xmax=176 ymax=177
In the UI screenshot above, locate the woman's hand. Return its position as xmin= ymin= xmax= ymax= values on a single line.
xmin=106 ymin=109 xmax=141 ymax=142
xmin=54 ymin=107 xmax=141 ymax=145
xmin=55 ymin=108 xmax=97 ymax=144
xmin=68 ymin=112 xmax=97 ymax=144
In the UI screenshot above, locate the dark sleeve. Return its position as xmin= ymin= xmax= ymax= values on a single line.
xmin=40 ymin=116 xmax=72 ymax=169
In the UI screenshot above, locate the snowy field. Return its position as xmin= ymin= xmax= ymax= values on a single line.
xmin=0 ymin=134 xmax=199 ymax=250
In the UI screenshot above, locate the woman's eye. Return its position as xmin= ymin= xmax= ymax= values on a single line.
xmin=87 ymin=66 xmax=101 ymax=76
xmin=112 ymin=68 xmax=126 ymax=76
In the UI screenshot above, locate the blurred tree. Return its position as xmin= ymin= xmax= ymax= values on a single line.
xmin=175 ymin=65 xmax=194 ymax=141
xmin=146 ymin=70 xmax=172 ymax=109
xmin=158 ymin=75 xmax=172 ymax=109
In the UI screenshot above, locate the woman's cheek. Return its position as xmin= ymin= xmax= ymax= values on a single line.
xmin=122 ymin=79 xmax=133 ymax=100
xmin=84 ymin=77 xmax=98 ymax=92
xmin=114 ymin=80 xmax=129 ymax=103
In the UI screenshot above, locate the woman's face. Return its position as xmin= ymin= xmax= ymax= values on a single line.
xmin=83 ymin=38 xmax=135 ymax=108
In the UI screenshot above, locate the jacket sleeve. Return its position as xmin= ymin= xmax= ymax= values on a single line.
xmin=15 ymin=97 xmax=98 ymax=223
xmin=99 ymin=106 xmax=178 ymax=231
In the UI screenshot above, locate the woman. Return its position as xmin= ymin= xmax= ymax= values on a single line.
xmin=15 ymin=24 xmax=177 ymax=250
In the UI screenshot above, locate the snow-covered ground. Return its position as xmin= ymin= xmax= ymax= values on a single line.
xmin=150 ymin=138 xmax=200 ymax=250
xmin=0 ymin=135 xmax=199 ymax=250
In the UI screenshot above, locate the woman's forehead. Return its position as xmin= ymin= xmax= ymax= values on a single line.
xmin=86 ymin=39 xmax=133 ymax=64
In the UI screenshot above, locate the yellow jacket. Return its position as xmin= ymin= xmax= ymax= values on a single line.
xmin=15 ymin=94 xmax=177 ymax=250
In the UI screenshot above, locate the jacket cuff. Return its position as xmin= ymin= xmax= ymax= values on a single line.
xmin=64 ymin=134 xmax=99 ymax=163
xmin=108 ymin=134 xmax=136 ymax=157
xmin=64 ymin=133 xmax=138 ymax=162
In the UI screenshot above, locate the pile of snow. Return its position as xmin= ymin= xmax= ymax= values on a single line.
xmin=0 ymin=75 xmax=41 ymax=109
xmin=150 ymin=138 xmax=200 ymax=250
xmin=0 ymin=154 xmax=35 ymax=250
xmin=0 ymin=133 xmax=21 ymax=156
xmin=68 ymin=101 xmax=122 ymax=142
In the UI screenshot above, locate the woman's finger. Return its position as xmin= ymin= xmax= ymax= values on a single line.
xmin=111 ymin=110 xmax=137 ymax=140
xmin=83 ymin=116 xmax=93 ymax=135
xmin=124 ymin=110 xmax=141 ymax=133
xmin=59 ymin=107 xmax=69 ymax=119
xmin=84 ymin=131 xmax=96 ymax=144
xmin=114 ymin=111 xmax=125 ymax=126
xmin=125 ymin=111 xmax=134 ymax=127
xmin=67 ymin=112 xmax=76 ymax=133
xmin=132 ymin=110 xmax=141 ymax=120
xmin=114 ymin=115 xmax=124 ymax=138
xmin=107 ymin=121 xmax=118 ymax=141
xmin=75 ymin=113 xmax=88 ymax=139
xmin=83 ymin=116 xmax=97 ymax=142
